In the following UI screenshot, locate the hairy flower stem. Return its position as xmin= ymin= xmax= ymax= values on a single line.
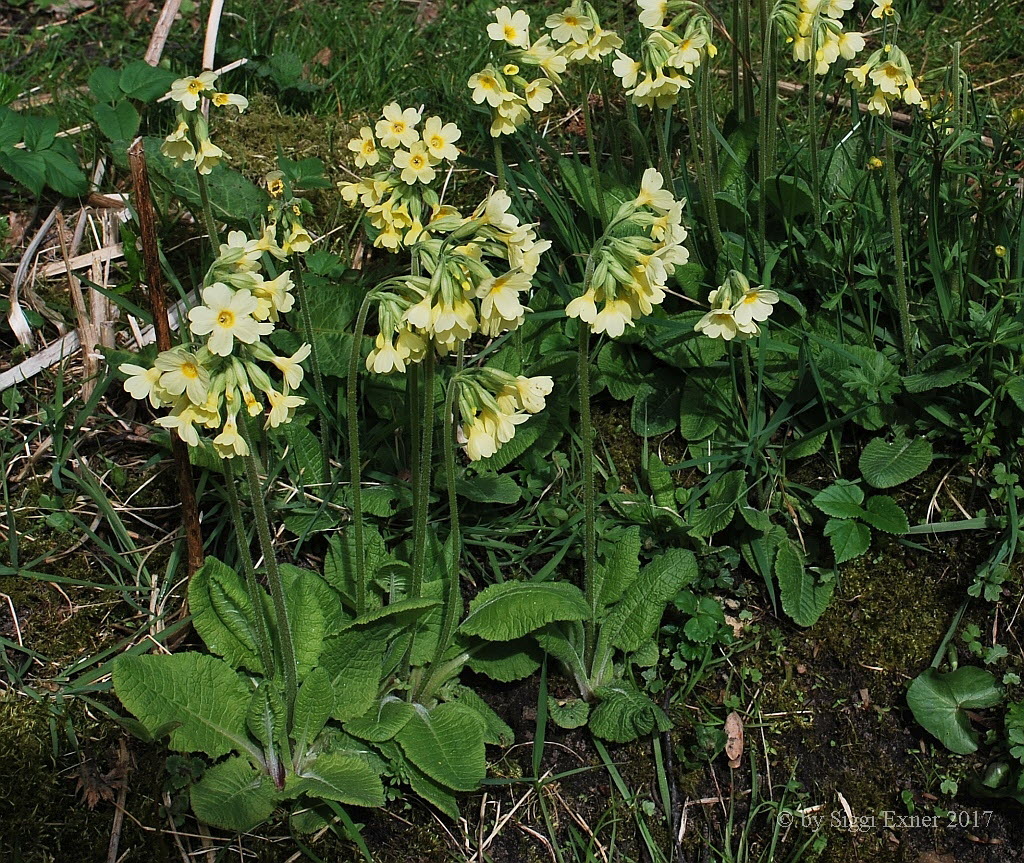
xmin=757 ymin=10 xmax=777 ymax=259
xmin=807 ymin=22 xmax=822 ymax=232
xmin=223 ymin=464 xmax=276 ymax=678
xmin=493 ymin=138 xmax=507 ymax=191
xmin=582 ymin=90 xmax=607 ymax=224
xmin=655 ymin=110 xmax=673 ymax=193
xmin=578 ymin=325 xmax=598 ymax=673
xmin=291 ymin=265 xmax=329 ymax=467
xmin=417 ymin=359 xmax=465 ymax=702
xmin=347 ymin=292 xmax=376 ymax=616
xmin=884 ymin=132 xmax=914 ymax=370
xmin=190 ymin=143 xmax=221 ymax=252
xmin=238 ymin=418 xmax=297 ymax=714
xmin=410 ymin=350 xmax=437 ymax=601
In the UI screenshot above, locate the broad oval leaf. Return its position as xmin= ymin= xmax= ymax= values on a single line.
xmin=395 ymin=702 xmax=486 ymax=792
xmin=114 ymin=653 xmax=254 ymax=758
xmin=823 ymin=517 xmax=871 ymax=564
xmin=859 ymin=434 xmax=933 ymax=489
xmin=189 ymin=556 xmax=265 ymax=673
xmin=190 ymin=756 xmax=277 ymax=832
xmin=294 ymin=752 xmax=385 ymax=807
xmin=319 ymin=630 xmax=385 ymax=722
xmin=292 ymin=667 xmax=334 ymax=753
xmin=811 ymin=480 xmax=865 ymax=519
xmin=907 ymin=667 xmax=1002 ymax=755
xmin=775 ymin=540 xmax=834 ymax=626
xmin=460 ymin=581 xmax=590 ymax=642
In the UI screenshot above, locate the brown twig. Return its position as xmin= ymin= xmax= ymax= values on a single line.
xmin=127 ymin=137 xmax=204 ymax=578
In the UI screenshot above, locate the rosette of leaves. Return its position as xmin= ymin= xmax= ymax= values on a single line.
xmin=811 ymin=479 xmax=910 ymax=564
xmin=460 ymin=527 xmax=698 ymax=742
xmin=114 ymin=557 xmax=388 ymax=832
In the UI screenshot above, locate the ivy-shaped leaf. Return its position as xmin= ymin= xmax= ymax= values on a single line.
xmin=907 ymin=667 xmax=1002 ymax=754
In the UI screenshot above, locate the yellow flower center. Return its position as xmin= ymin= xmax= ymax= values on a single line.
xmin=564 ymin=15 xmax=579 ymax=26
xmin=410 ymin=155 xmax=426 ymax=169
xmin=187 ymin=79 xmax=204 ymax=94
xmin=362 ymin=139 xmax=376 ymax=155
xmin=429 ymin=135 xmax=445 ymax=149
xmin=268 ymin=179 xmax=284 ymax=196
xmin=480 ymin=76 xmax=498 ymax=90
xmin=742 ymin=293 xmax=760 ymax=304
xmin=503 ymin=25 xmax=518 ymax=40
xmin=212 ymin=93 xmax=228 ymax=105
xmin=503 ymin=63 xmax=519 ymax=75
xmin=390 ymin=121 xmax=406 ymax=135
xmin=216 ymin=310 xmax=235 ymax=328
xmin=181 ymin=362 xmax=200 ymax=379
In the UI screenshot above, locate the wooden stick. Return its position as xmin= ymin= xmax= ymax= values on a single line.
xmin=128 ymin=137 xmax=204 ymax=578
xmin=144 ymin=0 xmax=184 ymax=66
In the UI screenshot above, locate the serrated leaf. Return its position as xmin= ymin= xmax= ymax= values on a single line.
xmin=464 ymin=637 xmax=542 ymax=682
xmin=295 ymin=752 xmax=385 ymax=807
xmin=859 ymin=434 xmax=933 ymax=488
xmin=449 ymin=686 xmax=514 ymax=746
xmin=405 ymin=760 xmax=461 ymax=819
xmin=188 ymin=556 xmax=265 ymax=673
xmin=592 ymin=549 xmax=696 ymax=686
xmin=549 ymin=697 xmax=590 ymax=729
xmin=344 ymin=697 xmax=415 ymax=742
xmin=631 ymin=382 xmax=680 ymax=436
xmin=39 ymin=149 xmax=89 ymax=196
xmin=907 ymin=667 xmax=1002 ymax=755
xmin=93 ymin=101 xmax=140 ymax=142
xmin=319 ymin=630 xmax=385 ymax=722
xmin=589 ymin=682 xmax=671 ymax=743
xmin=396 ymin=703 xmax=486 ymax=792
xmin=293 ymin=668 xmax=334 ymax=754
xmin=460 ymin=581 xmax=589 ymax=641
xmin=597 ymin=526 xmax=642 ymax=607
xmin=246 ymin=681 xmax=286 ymax=750
xmin=811 ymin=480 xmax=865 ymax=519
xmin=823 ymin=518 xmax=871 ymax=564
xmin=455 ymin=473 xmax=521 ymax=504
xmin=862 ymin=495 xmax=909 ymax=534
xmin=114 ymin=653 xmax=254 ymax=758
xmin=775 ymin=541 xmax=833 ymax=626
xmin=118 ymin=60 xmax=176 ymax=101
xmin=190 ymin=756 xmax=277 ymax=832
xmin=0 ymin=150 xmax=46 ymax=196
xmin=282 ymin=423 xmax=324 ymax=485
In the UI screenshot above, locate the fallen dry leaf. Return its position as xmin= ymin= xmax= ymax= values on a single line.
xmin=724 ymin=711 xmax=743 ymax=769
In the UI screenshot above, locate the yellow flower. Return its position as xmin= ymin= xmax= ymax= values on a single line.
xmin=188 ymin=283 xmax=270 ymax=356
xmin=591 ymin=298 xmax=634 ymax=338
xmin=635 ymin=168 xmax=674 ymax=213
xmin=612 ymin=51 xmax=641 ymax=89
xmin=694 ymin=307 xmax=743 ymax=340
xmin=284 ymin=222 xmax=313 ymax=254
xmin=252 ymin=270 xmax=296 ymax=321
xmin=422 ymin=116 xmax=461 ymax=161
xmin=168 ymin=71 xmax=218 ymax=111
xmin=902 ymin=79 xmax=923 ymax=105
xmin=995 ymin=245 xmax=1007 ymax=258
xmin=375 ymin=102 xmax=421 ymax=149
xmin=154 ymin=400 xmax=207 ymax=447
xmin=521 ymin=35 xmax=568 ymax=82
xmin=506 ymin=375 xmax=553 ymax=413
xmin=161 ymin=121 xmax=196 ymax=166
xmin=210 ymin=92 xmax=248 ymax=113
xmin=487 ymin=6 xmax=531 ymax=49
xmin=155 ymin=349 xmax=210 ymax=404
xmin=213 ymin=412 xmax=249 ymax=458
xmin=870 ymin=61 xmax=907 ymax=96
xmin=866 ymin=87 xmax=891 ymax=116
xmin=271 ymin=344 xmax=311 ymax=390
xmin=546 ymin=8 xmax=593 ymax=44
xmin=871 ymin=0 xmax=895 ymax=18
xmin=366 ymin=332 xmax=411 ymax=374
xmin=524 ymin=79 xmax=554 ymax=112
xmin=867 ymin=156 xmax=884 ymax=170
xmin=637 ymin=0 xmax=667 ymax=29
xmin=195 ymin=137 xmax=226 ymax=175
xmin=565 ymin=287 xmax=599 ymax=324
xmin=731 ymin=289 xmax=779 ymax=326
xmin=348 ymin=127 xmax=380 ymax=169
xmin=266 ymin=389 xmax=304 ymax=428
xmin=393 ymin=142 xmax=437 ymax=185
xmin=845 ymin=62 xmax=871 ymax=89
xmin=468 ymin=70 xmax=511 ymax=108
xmin=121 ymin=363 xmax=165 ymax=408
xmin=837 ymin=30 xmax=865 ymax=61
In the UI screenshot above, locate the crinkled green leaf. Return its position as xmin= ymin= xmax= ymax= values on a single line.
xmin=859 ymin=433 xmax=933 ymax=489
xmin=396 ymin=703 xmax=486 ymax=792
xmin=775 ymin=540 xmax=834 ymax=626
xmin=188 ymin=556 xmax=265 ymax=673
xmin=811 ymin=480 xmax=865 ymax=519
xmin=318 ymin=630 xmax=385 ymax=722
xmin=597 ymin=526 xmax=641 ymax=607
xmin=344 ymin=697 xmax=415 ymax=742
xmin=114 ymin=653 xmax=253 ymax=758
xmin=190 ymin=756 xmax=276 ymax=832
xmin=448 ymin=686 xmax=514 ymax=746
xmin=460 ymin=581 xmax=589 ymax=641
xmin=862 ymin=495 xmax=909 ymax=534
xmin=294 ymin=752 xmax=385 ymax=807
xmin=589 ymin=682 xmax=670 ymax=743
xmin=293 ymin=668 xmax=334 ymax=754
xmin=464 ymin=637 xmax=542 ymax=682
xmin=824 ymin=517 xmax=871 ymax=564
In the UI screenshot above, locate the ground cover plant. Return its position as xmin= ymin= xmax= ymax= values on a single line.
xmin=1 ymin=0 xmax=1023 ymax=860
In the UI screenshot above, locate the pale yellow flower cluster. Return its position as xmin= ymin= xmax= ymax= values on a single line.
xmin=565 ymin=169 xmax=689 ymax=337
xmin=613 ymin=1 xmax=717 ymax=109
xmin=457 ymin=368 xmax=554 ymax=461
xmin=694 ymin=271 xmax=779 ymax=341
xmin=845 ymin=44 xmax=925 ymax=116
xmin=264 ymin=172 xmax=316 ymax=256
xmin=782 ymin=0 xmax=865 ymax=75
xmin=120 ymin=228 xmax=310 ymax=458
xmin=339 ymin=104 xmax=462 ymax=251
xmin=363 ymin=189 xmax=551 ymax=372
xmin=162 ymin=70 xmax=247 ymax=174
xmin=469 ymin=3 xmax=621 ymax=137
